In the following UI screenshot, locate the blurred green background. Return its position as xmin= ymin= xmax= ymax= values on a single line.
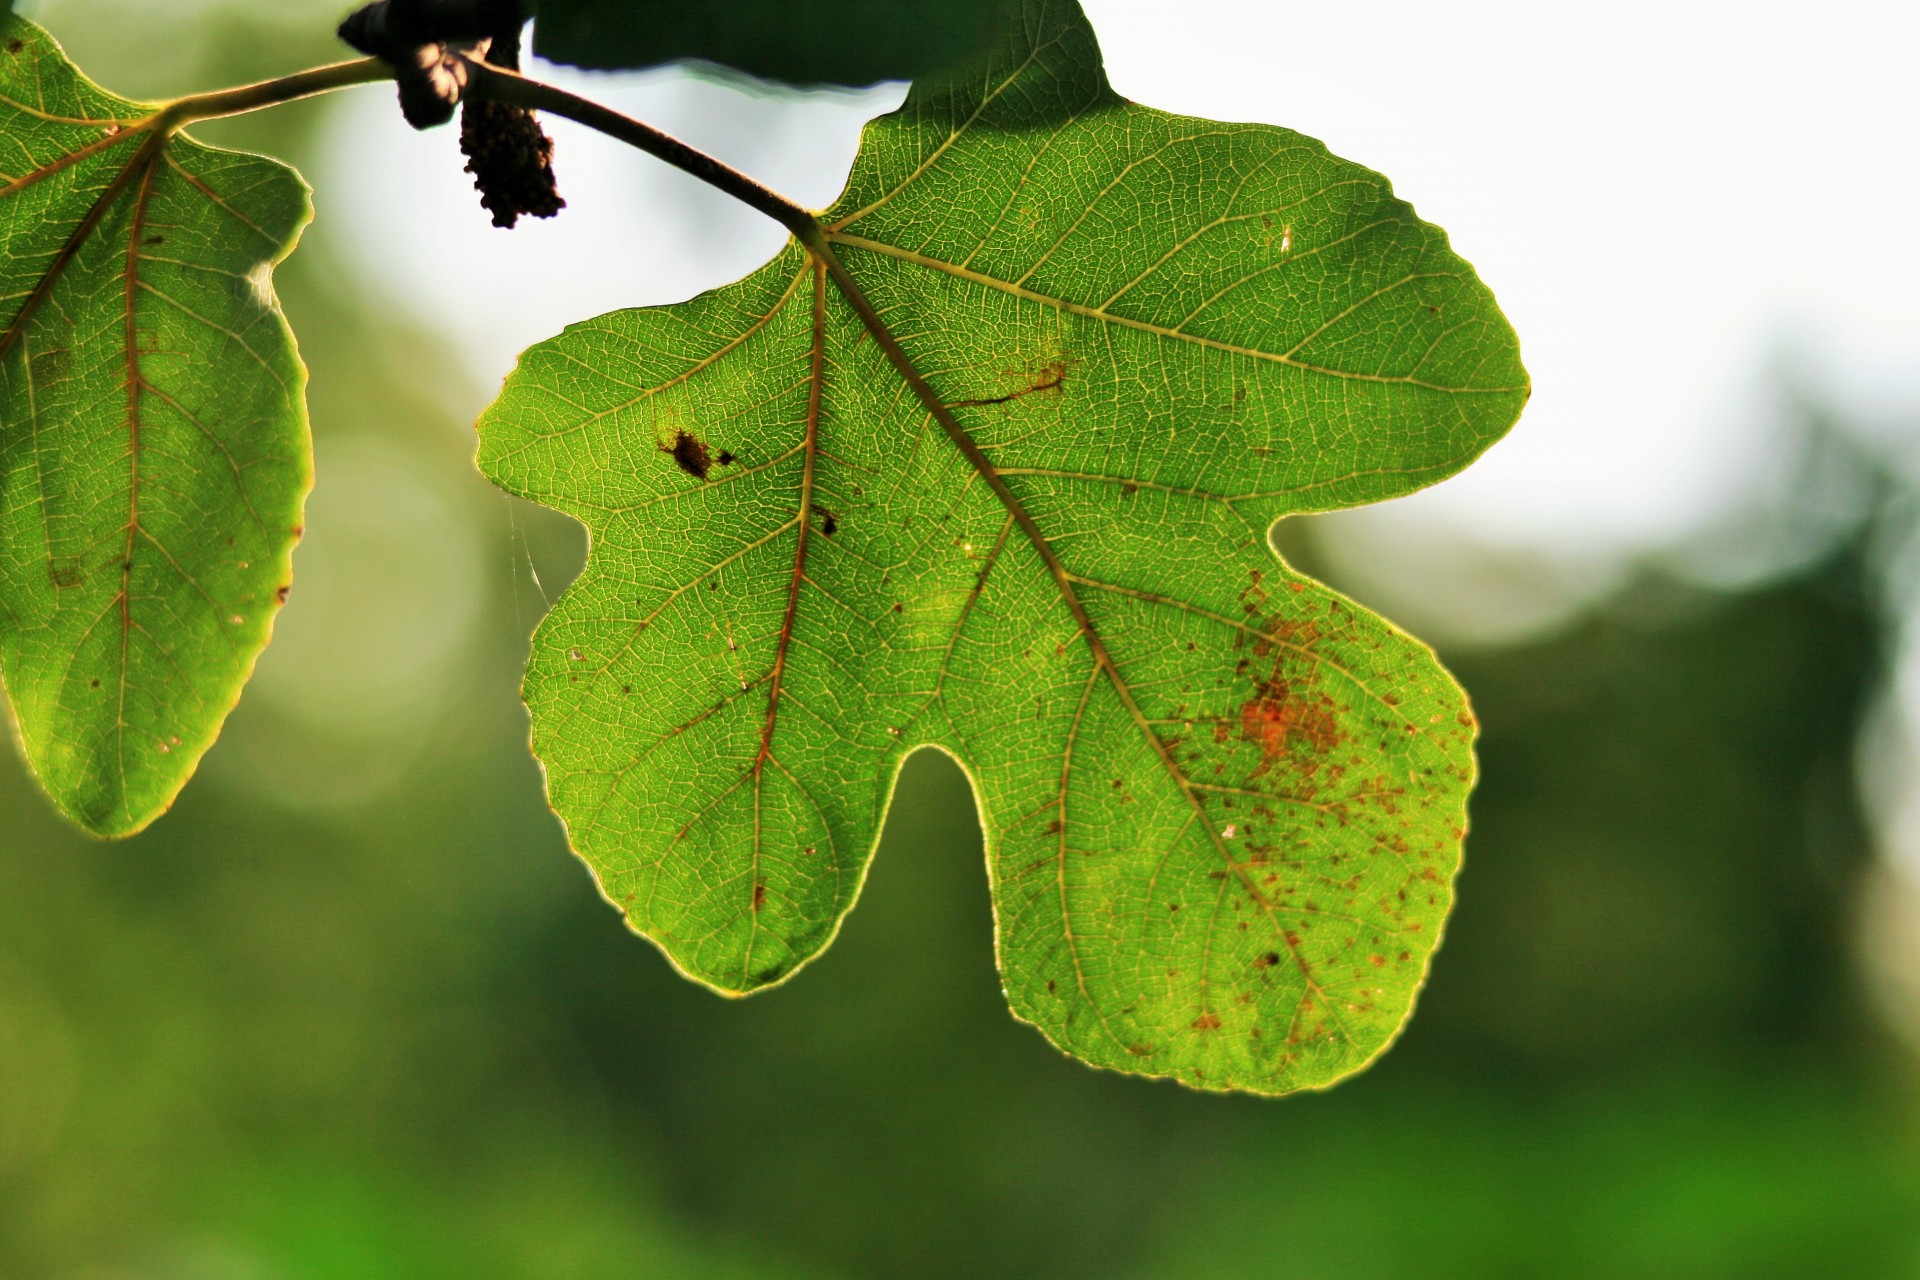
xmin=4 ymin=4 xmax=1920 ymax=1277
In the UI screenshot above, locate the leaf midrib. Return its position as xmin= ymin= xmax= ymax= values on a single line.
xmin=798 ymin=233 xmax=1352 ymax=1055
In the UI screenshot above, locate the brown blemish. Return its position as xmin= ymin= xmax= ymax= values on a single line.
xmin=716 ymin=449 xmax=736 ymax=466
xmin=49 ymin=559 xmax=82 ymax=589
xmin=30 ymin=346 xmax=70 ymax=382
xmin=274 ymin=585 xmax=290 ymax=604
xmin=1191 ymin=1013 xmax=1222 ymax=1032
xmin=5 ymin=39 xmax=23 ymax=54
xmin=819 ymin=509 xmax=838 ymax=536
xmin=1127 ymin=1042 xmax=1155 ymax=1057
xmin=1239 ymin=676 xmax=1341 ymax=777
xmin=952 ymin=357 xmax=1074 ymax=409
xmin=751 ymin=882 xmax=766 ymax=912
xmin=663 ymin=429 xmax=713 ymax=480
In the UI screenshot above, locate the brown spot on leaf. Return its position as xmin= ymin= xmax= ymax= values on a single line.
xmin=30 ymin=346 xmax=70 ymax=382
xmin=664 ymin=430 xmax=713 ymax=480
xmin=1191 ymin=1013 xmax=1222 ymax=1032
xmin=752 ymin=882 xmax=766 ymax=912
xmin=1239 ymin=677 xmax=1341 ymax=778
xmin=819 ymin=509 xmax=838 ymax=536
xmin=716 ymin=450 xmax=736 ymax=466
xmin=274 ymin=585 xmax=290 ymax=604
xmin=952 ymin=357 xmax=1075 ymax=409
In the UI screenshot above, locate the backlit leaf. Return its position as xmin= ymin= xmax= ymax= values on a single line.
xmin=0 ymin=17 xmax=311 ymax=835
xmin=481 ymin=0 xmax=1527 ymax=1093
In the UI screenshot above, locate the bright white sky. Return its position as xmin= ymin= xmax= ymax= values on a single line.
xmin=319 ymin=0 xmax=1920 ymax=562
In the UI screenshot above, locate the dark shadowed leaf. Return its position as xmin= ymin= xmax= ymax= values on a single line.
xmin=529 ymin=0 xmax=1009 ymax=87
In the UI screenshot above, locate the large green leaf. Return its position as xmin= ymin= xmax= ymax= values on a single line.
xmin=0 ymin=17 xmax=311 ymax=836
xmin=480 ymin=0 xmax=1527 ymax=1094
xmin=529 ymin=0 xmax=1008 ymax=86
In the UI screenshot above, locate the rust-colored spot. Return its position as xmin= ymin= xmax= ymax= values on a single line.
xmin=663 ymin=429 xmax=713 ymax=480
xmin=1254 ymin=951 xmax=1280 ymax=969
xmin=1043 ymin=818 xmax=1064 ymax=835
xmin=1238 ymin=677 xmax=1341 ymax=777
xmin=274 ymin=585 xmax=290 ymax=604
xmin=1127 ymin=1042 xmax=1155 ymax=1057
xmin=751 ymin=882 xmax=767 ymax=912
xmin=1191 ymin=1013 xmax=1222 ymax=1032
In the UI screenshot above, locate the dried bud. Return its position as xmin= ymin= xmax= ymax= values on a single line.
xmin=461 ymin=98 xmax=565 ymax=228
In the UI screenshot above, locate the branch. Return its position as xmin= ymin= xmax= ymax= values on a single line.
xmin=157 ymin=59 xmax=394 ymax=131
xmin=458 ymin=56 xmax=822 ymax=240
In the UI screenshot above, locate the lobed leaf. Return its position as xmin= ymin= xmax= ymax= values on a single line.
xmin=0 ymin=17 xmax=312 ymax=835
xmin=483 ymin=0 xmax=1527 ymax=1094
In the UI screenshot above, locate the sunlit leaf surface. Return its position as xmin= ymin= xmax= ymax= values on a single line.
xmin=484 ymin=0 xmax=1526 ymax=1093
xmin=0 ymin=17 xmax=310 ymax=835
